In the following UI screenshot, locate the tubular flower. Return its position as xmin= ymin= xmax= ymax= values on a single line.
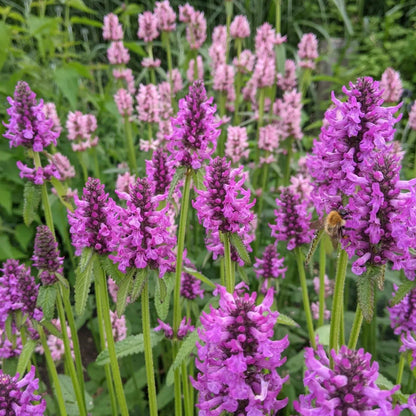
xmin=400 ymin=332 xmax=416 ymax=370
xmin=408 ymin=394 xmax=416 ymax=415
xmin=192 ymin=284 xmax=289 ymax=416
xmin=145 ymin=148 xmax=174 ymax=196
xmin=137 ymin=11 xmax=159 ymax=42
xmin=0 ymin=326 xmax=23 ymax=359
xmin=112 ymin=68 xmax=136 ymax=95
xmin=16 ymin=161 xmax=60 ymax=185
xmin=167 ymin=80 xmax=220 ymax=170
xmin=388 ymin=285 xmax=416 ymax=335
xmin=154 ymin=0 xmax=176 ymax=32
xmin=0 ymin=259 xmax=43 ymax=327
xmin=42 ymin=102 xmax=62 ymax=136
xmin=230 ymin=15 xmax=250 ymax=39
xmin=294 ymin=345 xmax=403 ymax=415
xmin=4 ymin=81 xmax=59 ymax=151
xmin=270 ymin=186 xmax=314 ymax=251
xmin=213 ymin=64 xmax=235 ymax=106
xmin=50 ymin=152 xmax=75 ymax=180
xmin=344 ymin=149 xmax=416 ymax=276
xmin=154 ymin=317 xmax=194 ymax=340
xmin=67 ymin=178 xmax=119 ymax=256
xmin=254 ymin=244 xmax=287 ymax=293
xmin=110 ymin=310 xmax=127 ymax=342
xmin=136 ymin=83 xmax=160 ymax=123
xmin=225 ymin=126 xmax=249 ymax=164
xmin=380 ymin=67 xmax=403 ymax=103
xmin=273 ymin=89 xmax=303 ymax=140
xmin=409 ymin=101 xmax=416 ymax=131
xmin=66 ymin=111 xmax=99 ymax=152
xmin=253 ymin=55 xmax=276 ymax=89
xmin=110 ymin=177 xmax=176 ymax=276
xmin=233 ymin=50 xmax=255 ymax=74
xmin=171 ymin=68 xmax=183 ymax=94
xmin=32 ymin=225 xmax=64 ymax=285
xmin=255 ymin=22 xmax=277 ymax=56
xmin=186 ymin=11 xmax=206 ymax=50
xmin=306 ymin=77 xmax=401 ymax=214
xmin=107 ymin=41 xmax=130 ymax=64
xmin=193 ymin=157 xmax=256 ymax=260
xmin=179 ymin=3 xmax=195 ymax=23
xmin=114 ymin=88 xmax=134 ymax=118
xmin=0 ymin=366 xmax=46 ymax=415
xmin=313 ymin=275 xmax=334 ymax=299
xmin=187 ymin=55 xmax=204 ymax=83
xmin=277 ymin=59 xmax=297 ymax=91
xmin=103 ymin=13 xmax=123 ymax=41
xmin=297 ymin=33 xmax=319 ymax=69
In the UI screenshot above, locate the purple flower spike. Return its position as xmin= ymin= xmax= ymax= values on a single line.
xmin=254 ymin=244 xmax=287 ymax=293
xmin=294 ymin=344 xmax=403 ymax=415
xmin=193 ymin=157 xmax=256 ymax=262
xmin=145 ymin=148 xmax=174 ymax=196
xmin=307 ymin=77 xmax=401 ymax=214
xmin=192 ymin=284 xmax=289 ymax=415
xmin=388 ymin=285 xmax=416 ymax=335
xmin=32 ymin=225 xmax=64 ymax=285
xmin=0 ymin=259 xmax=43 ymax=328
xmin=408 ymin=393 xmax=416 ymax=415
xmin=167 ymin=80 xmax=221 ymax=170
xmin=400 ymin=332 xmax=416 ymax=370
xmin=3 ymin=81 xmax=59 ymax=151
xmin=0 ymin=366 xmax=46 ymax=415
xmin=68 ymin=178 xmax=119 ymax=256
xmin=270 ymin=186 xmax=314 ymax=250
xmin=111 ymin=177 xmax=176 ymax=276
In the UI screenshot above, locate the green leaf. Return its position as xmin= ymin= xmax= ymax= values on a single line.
xmin=390 ymin=279 xmax=416 ymax=306
xmin=54 ymin=66 xmax=80 ymax=108
xmin=70 ymin=16 xmax=102 ymax=28
xmin=58 ymin=374 xmax=94 ymax=414
xmin=41 ymin=319 xmax=63 ymax=339
xmin=192 ymin=168 xmax=205 ymax=191
xmin=183 ymin=267 xmax=216 ymax=289
xmin=130 ymin=268 xmax=147 ymax=302
xmin=37 ymin=285 xmax=57 ymax=320
xmin=169 ymin=166 xmax=186 ymax=202
xmin=16 ymin=339 xmax=37 ymax=375
xmin=154 ymin=274 xmax=173 ymax=321
xmin=75 ymin=250 xmax=95 ymax=316
xmin=124 ymin=41 xmax=146 ymax=57
xmin=14 ymin=224 xmax=34 ymax=251
xmin=357 ymin=273 xmax=376 ymax=323
xmin=277 ymin=313 xmax=299 ymax=327
xmin=315 ymin=324 xmax=331 ymax=346
xmin=0 ymin=183 xmax=12 ymax=215
xmin=166 ymin=330 xmax=198 ymax=386
xmin=116 ymin=271 xmax=133 ymax=317
xmin=229 ymin=232 xmax=251 ymax=265
xmin=23 ymin=182 xmax=41 ymax=226
xmin=67 ymin=0 xmax=97 ymax=14
xmin=100 ymin=256 xmax=126 ymax=284
xmin=330 ymin=0 xmax=354 ymax=35
xmin=96 ymin=333 xmax=162 ymax=366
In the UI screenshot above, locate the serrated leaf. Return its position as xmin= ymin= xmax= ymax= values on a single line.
xmin=79 ymin=247 xmax=94 ymax=273
xmin=192 ymin=168 xmax=205 ymax=191
xmin=96 ymin=333 xmax=162 ymax=366
xmin=41 ymin=319 xmax=63 ymax=339
xmin=116 ymin=272 xmax=133 ymax=317
xmin=166 ymin=330 xmax=198 ymax=386
xmin=58 ymin=374 xmax=93 ymax=414
xmin=315 ymin=324 xmax=330 ymax=346
xmin=100 ymin=256 xmax=126 ymax=284
xmin=168 ymin=166 xmax=186 ymax=201
xmin=357 ymin=274 xmax=375 ymax=323
xmin=183 ymin=267 xmax=216 ymax=289
xmin=130 ymin=268 xmax=147 ymax=302
xmin=277 ymin=313 xmax=299 ymax=327
xmin=391 ymin=279 xmax=416 ymax=306
xmin=154 ymin=274 xmax=173 ymax=321
xmin=229 ymin=232 xmax=251 ymax=265
xmin=75 ymin=251 xmax=96 ymax=316
xmin=23 ymin=181 xmax=41 ymax=226
xmin=16 ymin=339 xmax=36 ymax=375
xmin=37 ymin=285 xmax=57 ymax=320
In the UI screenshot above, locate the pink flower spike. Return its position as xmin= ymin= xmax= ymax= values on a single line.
xmin=137 ymin=11 xmax=159 ymax=42
xmin=114 ymin=88 xmax=134 ymax=117
xmin=230 ymin=15 xmax=250 ymax=39
xmin=154 ymin=0 xmax=176 ymax=32
xmin=103 ymin=13 xmax=123 ymax=41
xmin=380 ymin=67 xmax=403 ymax=103
xmin=107 ymin=41 xmax=130 ymax=64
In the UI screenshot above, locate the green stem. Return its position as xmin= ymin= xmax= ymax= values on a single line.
xmin=95 ymin=272 xmax=118 ymax=416
xmin=33 ymin=152 xmax=55 ymax=237
xmin=148 ymin=122 xmax=153 ymax=150
xmin=142 ymin=278 xmax=158 ymax=416
xmin=92 ymin=147 xmax=100 ymax=180
xmin=97 ymin=265 xmax=130 ymax=416
xmin=294 ymin=247 xmax=316 ymax=349
xmin=163 ymin=31 xmax=173 ymax=104
xmin=318 ymin=242 xmax=326 ymax=327
xmin=77 ymin=152 xmax=89 ymax=182
xmin=181 ymin=361 xmax=191 ymax=416
xmin=173 ymin=170 xmax=192 ymax=416
xmin=60 ymin=283 xmax=86 ymax=397
xmin=147 ymin=44 xmax=156 ymax=85
xmin=218 ymin=93 xmax=226 ymax=156
xmin=284 ymin=137 xmax=293 ymax=186
xmin=348 ymin=304 xmax=363 ymax=350
xmin=38 ymin=325 xmax=68 ymax=416
xmin=56 ymin=294 xmax=87 ymax=416
xmin=255 ymin=88 xmax=266 ymax=165
xmin=173 ymin=171 xmax=192 ymax=332
xmin=275 ymin=0 xmax=281 ymax=34
xmin=395 ymin=352 xmax=406 ymax=386
xmin=225 ymin=0 xmax=233 ymax=63
xmin=124 ymin=116 xmax=137 ymax=173
xmin=329 ymin=248 xmax=348 ymax=361
xmin=223 ymin=232 xmax=234 ymax=293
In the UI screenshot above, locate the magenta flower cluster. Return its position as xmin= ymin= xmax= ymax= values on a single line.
xmin=145 ymin=148 xmax=175 ymax=196
xmin=68 ymin=177 xmax=119 ymax=256
xmin=167 ymin=80 xmax=220 ymax=170
xmin=110 ymin=177 xmax=176 ymax=276
xmin=32 ymin=225 xmax=64 ymax=285
xmin=193 ymin=157 xmax=256 ymax=264
xmin=294 ymin=344 xmax=403 ymax=415
xmin=192 ymin=284 xmax=289 ymax=415
xmin=270 ymin=186 xmax=314 ymax=250
xmin=0 ymin=366 xmax=46 ymax=415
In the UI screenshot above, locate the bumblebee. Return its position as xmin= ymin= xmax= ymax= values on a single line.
xmin=305 ymin=209 xmax=348 ymax=265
